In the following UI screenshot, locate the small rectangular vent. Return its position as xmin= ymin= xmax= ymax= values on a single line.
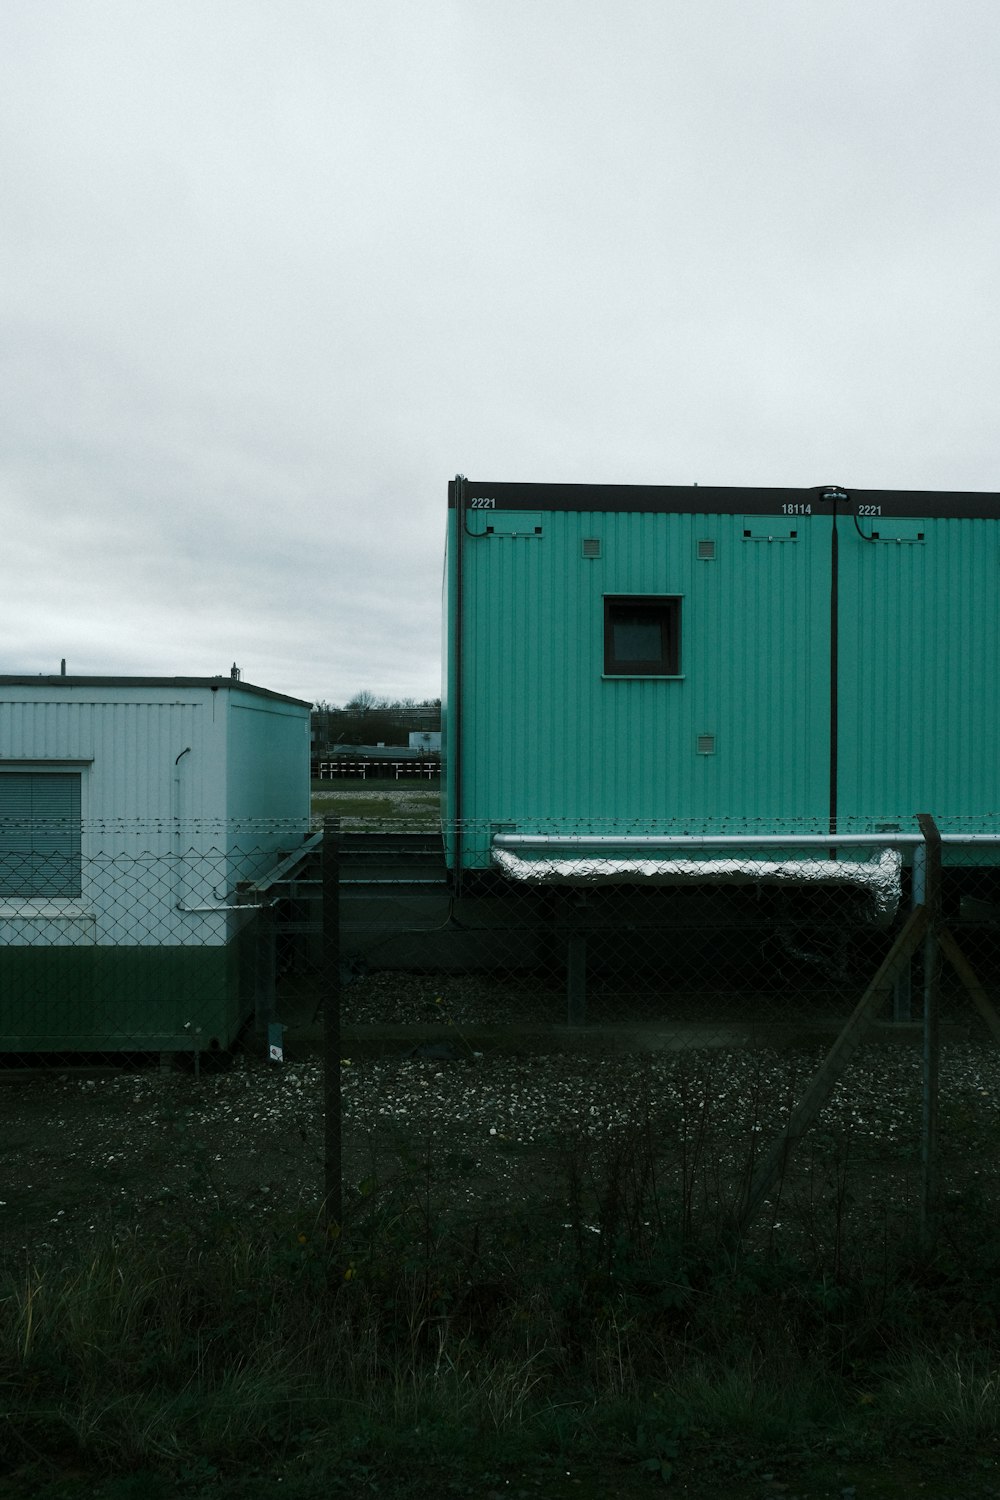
xmin=696 ymin=733 xmax=717 ymax=756
xmin=582 ymin=538 xmax=602 ymax=559
xmin=696 ymin=538 xmax=716 ymax=561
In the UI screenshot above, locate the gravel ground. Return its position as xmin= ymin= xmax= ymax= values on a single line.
xmin=4 ymin=1038 xmax=999 ymax=1258
xmin=327 ymin=969 xmax=876 ymax=1027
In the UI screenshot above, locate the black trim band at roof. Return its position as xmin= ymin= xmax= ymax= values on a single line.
xmin=447 ymin=480 xmax=1000 ymax=520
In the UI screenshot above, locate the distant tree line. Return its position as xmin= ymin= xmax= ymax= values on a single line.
xmin=312 ymin=693 xmax=441 ymax=750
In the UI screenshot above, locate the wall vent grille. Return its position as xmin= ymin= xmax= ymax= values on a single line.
xmin=582 ymin=538 xmax=602 ymax=559
xmin=696 ymin=538 xmax=717 ymax=560
xmin=696 ymin=733 xmax=717 ymax=755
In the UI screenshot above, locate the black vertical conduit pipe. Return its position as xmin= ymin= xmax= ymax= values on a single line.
xmin=823 ymin=486 xmax=874 ymax=851
xmin=819 ymin=485 xmax=851 ymax=854
xmin=829 ymin=495 xmax=839 ymax=849
xmin=452 ymin=474 xmax=466 ymax=893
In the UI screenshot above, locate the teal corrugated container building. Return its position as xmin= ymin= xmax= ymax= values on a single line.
xmin=444 ymin=478 xmax=1000 ymax=891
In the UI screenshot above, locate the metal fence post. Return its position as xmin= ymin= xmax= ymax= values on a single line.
xmin=253 ymin=902 xmax=277 ymax=1039
xmin=916 ymin=813 xmax=942 ymax=1253
xmin=322 ymin=815 xmax=342 ymax=1226
xmin=893 ymin=842 xmax=924 ymax=1023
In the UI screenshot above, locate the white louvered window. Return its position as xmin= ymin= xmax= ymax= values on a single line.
xmin=0 ymin=772 xmax=82 ymax=897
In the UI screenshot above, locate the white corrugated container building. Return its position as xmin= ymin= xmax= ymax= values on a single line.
xmin=0 ymin=674 xmax=311 ymax=1053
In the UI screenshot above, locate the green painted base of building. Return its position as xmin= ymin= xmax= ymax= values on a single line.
xmin=0 ymin=936 xmax=255 ymax=1052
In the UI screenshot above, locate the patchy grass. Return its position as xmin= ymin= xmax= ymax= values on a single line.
xmin=3 ymin=1186 xmax=1000 ymax=1498
xmin=4 ymin=1049 xmax=1000 ymax=1497
xmin=310 ymin=779 xmax=440 ymax=827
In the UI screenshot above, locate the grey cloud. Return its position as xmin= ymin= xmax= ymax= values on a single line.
xmin=1 ymin=0 xmax=998 ymax=701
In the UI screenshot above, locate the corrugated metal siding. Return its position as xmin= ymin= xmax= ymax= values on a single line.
xmin=226 ymin=694 xmax=310 ymax=825
xmin=711 ymin=519 xmax=830 ymax=825
xmin=0 ymin=689 xmax=309 ymax=830
xmin=837 ymin=517 xmax=1000 ymax=827
xmin=457 ymin=510 xmax=832 ymax=849
xmin=0 ymin=698 xmax=208 ymax=821
xmin=449 ymin=492 xmax=1000 ymax=881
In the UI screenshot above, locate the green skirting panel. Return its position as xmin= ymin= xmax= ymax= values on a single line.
xmin=0 ymin=936 xmax=253 ymax=1052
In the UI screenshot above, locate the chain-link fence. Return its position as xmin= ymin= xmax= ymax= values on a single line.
xmin=0 ymin=819 xmax=317 ymax=1060
xmin=2 ymin=812 xmax=1000 ymax=1262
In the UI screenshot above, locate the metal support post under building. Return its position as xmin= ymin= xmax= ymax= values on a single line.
xmin=567 ymin=931 xmax=587 ymax=1026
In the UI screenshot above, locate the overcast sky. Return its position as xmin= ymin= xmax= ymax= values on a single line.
xmin=2 ymin=1 xmax=998 ymax=705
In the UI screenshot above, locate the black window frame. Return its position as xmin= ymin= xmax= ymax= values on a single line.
xmin=603 ymin=595 xmax=682 ymax=677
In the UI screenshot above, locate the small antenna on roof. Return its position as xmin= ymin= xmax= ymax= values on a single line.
xmin=60 ymin=659 xmax=66 ymax=676
xmin=231 ymin=663 xmax=242 ymax=680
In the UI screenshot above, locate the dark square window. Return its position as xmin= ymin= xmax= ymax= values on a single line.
xmin=604 ymin=596 xmax=681 ymax=676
